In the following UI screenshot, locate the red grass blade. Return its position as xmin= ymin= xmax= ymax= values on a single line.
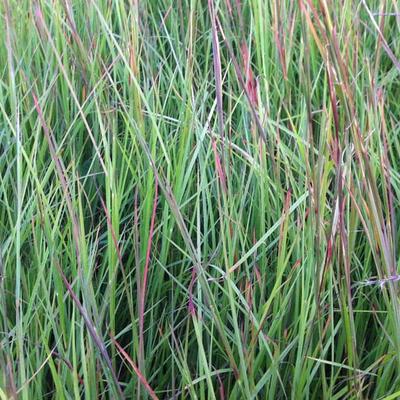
xmin=111 ymin=336 xmax=159 ymax=400
xmin=138 ymin=176 xmax=159 ymax=372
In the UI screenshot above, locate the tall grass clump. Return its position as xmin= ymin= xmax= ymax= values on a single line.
xmin=1 ymin=0 xmax=400 ymax=398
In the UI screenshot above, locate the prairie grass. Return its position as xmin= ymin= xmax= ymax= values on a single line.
xmin=1 ymin=0 xmax=400 ymax=398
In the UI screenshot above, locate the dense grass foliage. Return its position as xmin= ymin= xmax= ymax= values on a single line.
xmin=1 ymin=0 xmax=400 ymax=398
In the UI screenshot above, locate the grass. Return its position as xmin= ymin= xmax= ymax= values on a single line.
xmin=1 ymin=0 xmax=400 ymax=398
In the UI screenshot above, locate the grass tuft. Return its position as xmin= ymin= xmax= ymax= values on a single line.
xmin=1 ymin=0 xmax=400 ymax=398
